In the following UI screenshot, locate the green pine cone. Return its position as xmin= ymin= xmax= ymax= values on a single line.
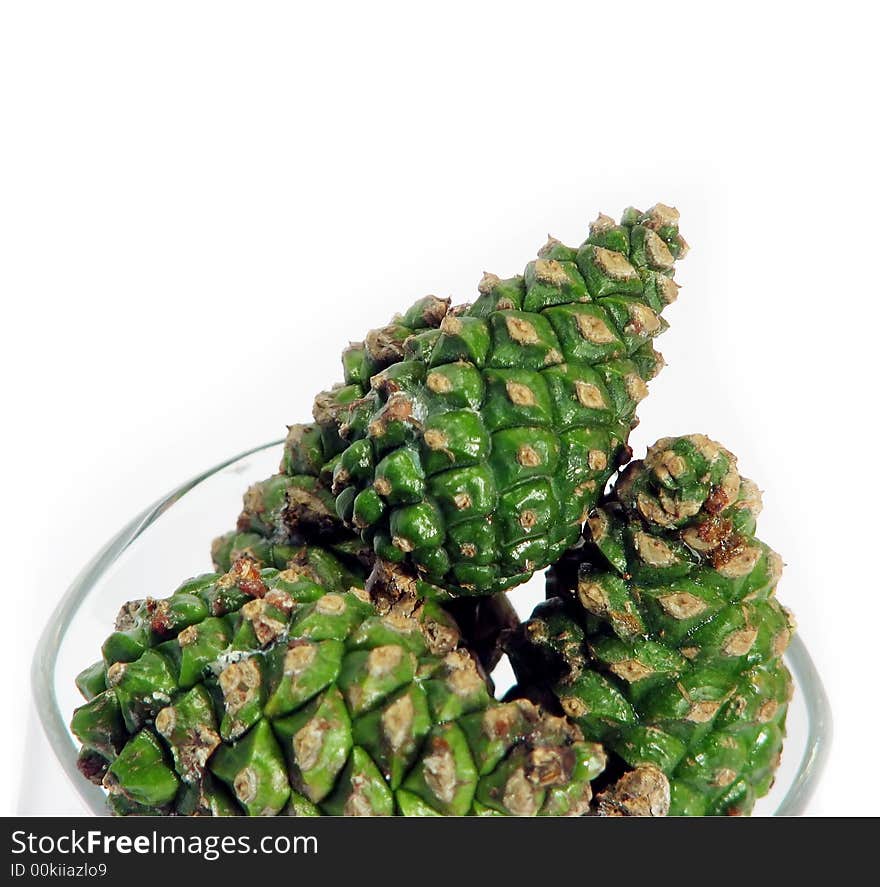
xmin=211 ymin=422 xmax=365 ymax=574
xmin=508 ymin=435 xmax=794 ymax=816
xmin=71 ymin=554 xmax=605 ymax=816
xmin=310 ymin=204 xmax=686 ymax=600
xmin=211 ymin=423 xmax=521 ymax=674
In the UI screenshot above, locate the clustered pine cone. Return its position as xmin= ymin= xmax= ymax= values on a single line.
xmin=71 ymin=205 xmax=793 ymax=816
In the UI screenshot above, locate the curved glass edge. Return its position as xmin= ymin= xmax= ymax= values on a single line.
xmin=771 ymin=634 xmax=833 ymax=815
xmin=32 ymin=440 xmax=284 ymax=817
xmin=33 ymin=440 xmax=832 ymax=817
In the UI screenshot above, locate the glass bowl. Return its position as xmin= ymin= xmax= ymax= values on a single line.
xmin=32 ymin=442 xmax=832 ymax=816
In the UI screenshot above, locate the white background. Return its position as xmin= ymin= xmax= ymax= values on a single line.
xmin=2 ymin=1 xmax=878 ymax=816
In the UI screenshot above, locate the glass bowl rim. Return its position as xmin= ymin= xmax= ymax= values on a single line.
xmin=32 ymin=440 xmax=833 ymax=817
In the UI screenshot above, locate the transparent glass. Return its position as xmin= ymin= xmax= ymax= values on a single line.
xmin=32 ymin=442 xmax=832 ymax=816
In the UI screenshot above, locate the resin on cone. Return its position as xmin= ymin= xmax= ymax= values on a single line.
xmin=507 ymin=435 xmax=794 ymax=816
